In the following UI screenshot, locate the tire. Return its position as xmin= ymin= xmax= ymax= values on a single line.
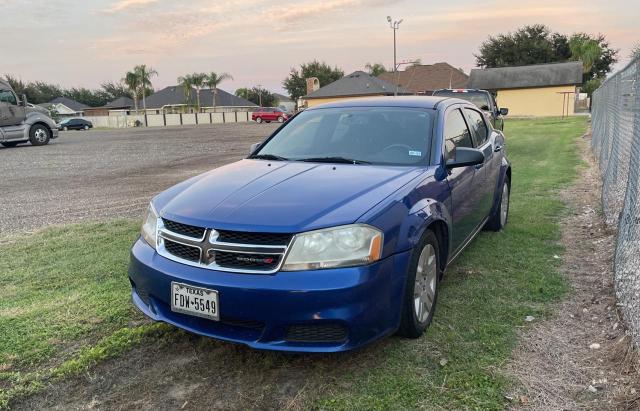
xmin=277 ymin=116 xmax=284 ymax=123
xmin=266 ymin=120 xmax=271 ymax=123
xmin=485 ymin=176 xmax=510 ymax=231
xmin=397 ymin=229 xmax=441 ymax=338
xmin=63 ymin=126 xmax=68 ymax=131
xmin=1 ymin=142 xmax=19 ymax=148
xmin=83 ymin=125 xmax=89 ymax=130
xmin=256 ymin=117 xmax=263 ymax=123
xmin=29 ymin=124 xmax=50 ymax=146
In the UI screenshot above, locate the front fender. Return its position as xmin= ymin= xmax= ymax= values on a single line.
xmin=26 ymin=112 xmax=57 ymax=129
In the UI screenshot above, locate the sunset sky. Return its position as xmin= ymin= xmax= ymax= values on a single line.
xmin=2 ymin=0 xmax=638 ymax=95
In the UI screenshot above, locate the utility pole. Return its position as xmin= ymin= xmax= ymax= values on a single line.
xmin=257 ymin=84 xmax=263 ymax=107
xmin=387 ymin=16 xmax=403 ymax=96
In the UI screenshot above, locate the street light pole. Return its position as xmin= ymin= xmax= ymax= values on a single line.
xmin=257 ymin=84 xmax=263 ymax=107
xmin=387 ymin=16 xmax=403 ymax=96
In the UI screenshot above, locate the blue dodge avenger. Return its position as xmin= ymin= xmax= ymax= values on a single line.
xmin=129 ymin=96 xmax=511 ymax=352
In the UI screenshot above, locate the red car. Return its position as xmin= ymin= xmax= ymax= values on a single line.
xmin=252 ymin=107 xmax=289 ymax=124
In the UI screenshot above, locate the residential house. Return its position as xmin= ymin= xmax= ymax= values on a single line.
xmin=377 ymin=62 xmax=469 ymax=95
xmin=302 ymin=71 xmax=411 ymax=108
xmin=143 ymin=86 xmax=256 ymax=114
xmin=274 ymin=93 xmax=295 ymax=113
xmin=84 ymin=97 xmax=134 ymax=116
xmin=41 ymin=97 xmax=89 ymax=119
xmin=468 ymin=61 xmax=583 ymax=116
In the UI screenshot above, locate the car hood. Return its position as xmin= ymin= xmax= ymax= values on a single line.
xmin=157 ymin=159 xmax=426 ymax=233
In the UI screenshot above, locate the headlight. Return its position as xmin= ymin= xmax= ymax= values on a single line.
xmin=282 ymin=225 xmax=383 ymax=271
xmin=141 ymin=202 xmax=159 ymax=249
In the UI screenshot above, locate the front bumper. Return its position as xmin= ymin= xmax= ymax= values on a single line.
xmin=51 ymin=128 xmax=59 ymax=139
xmin=128 ymin=238 xmax=411 ymax=352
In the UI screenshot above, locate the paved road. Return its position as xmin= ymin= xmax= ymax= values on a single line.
xmin=0 ymin=123 xmax=278 ymax=234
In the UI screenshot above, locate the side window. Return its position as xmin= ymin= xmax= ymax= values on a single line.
xmin=0 ymin=90 xmax=17 ymax=105
xmin=444 ymin=109 xmax=473 ymax=161
xmin=465 ymin=108 xmax=488 ymax=146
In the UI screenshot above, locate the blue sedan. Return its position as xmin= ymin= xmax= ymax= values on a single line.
xmin=128 ymin=96 xmax=511 ymax=352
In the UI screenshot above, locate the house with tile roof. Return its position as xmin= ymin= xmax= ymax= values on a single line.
xmin=377 ymin=62 xmax=469 ymax=95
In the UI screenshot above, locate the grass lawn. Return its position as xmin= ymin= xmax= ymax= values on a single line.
xmin=0 ymin=117 xmax=588 ymax=409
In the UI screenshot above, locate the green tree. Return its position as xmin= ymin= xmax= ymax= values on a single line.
xmin=569 ymin=34 xmax=602 ymax=77
xmin=134 ymin=64 xmax=157 ymax=112
xmin=123 ymin=71 xmax=140 ymax=111
xmin=205 ymin=72 xmax=233 ymax=112
xmin=177 ymin=74 xmax=193 ymax=106
xmin=282 ymin=60 xmax=344 ymax=102
xmin=190 ymin=72 xmax=206 ymax=111
xmin=364 ymin=63 xmax=387 ymax=76
xmin=235 ymin=87 xmax=276 ymax=107
xmin=100 ymin=81 xmax=133 ymax=100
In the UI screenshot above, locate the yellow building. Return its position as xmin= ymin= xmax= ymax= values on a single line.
xmin=468 ymin=62 xmax=583 ymax=117
xmin=302 ymin=71 xmax=411 ymax=108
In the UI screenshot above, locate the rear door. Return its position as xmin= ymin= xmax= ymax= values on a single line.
xmin=444 ymin=107 xmax=486 ymax=251
xmin=464 ymin=107 xmax=496 ymax=220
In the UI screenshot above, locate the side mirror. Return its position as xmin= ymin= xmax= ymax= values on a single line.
xmin=20 ymin=94 xmax=28 ymax=107
xmin=499 ymin=107 xmax=509 ymax=116
xmin=249 ymin=142 xmax=261 ymax=155
xmin=446 ymin=147 xmax=485 ymax=169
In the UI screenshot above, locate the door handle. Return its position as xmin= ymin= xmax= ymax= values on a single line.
xmin=494 ymin=145 xmax=502 ymax=152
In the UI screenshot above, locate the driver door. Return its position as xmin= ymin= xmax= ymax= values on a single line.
xmin=0 ymin=88 xmax=24 ymax=127
xmin=444 ymin=108 xmax=486 ymax=251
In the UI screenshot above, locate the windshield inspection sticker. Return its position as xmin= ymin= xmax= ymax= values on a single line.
xmin=409 ymin=150 xmax=422 ymax=157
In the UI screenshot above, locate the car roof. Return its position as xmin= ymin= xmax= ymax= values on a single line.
xmin=307 ymin=96 xmax=470 ymax=111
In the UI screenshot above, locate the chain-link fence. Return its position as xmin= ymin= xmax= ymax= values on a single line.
xmin=591 ymin=56 xmax=640 ymax=347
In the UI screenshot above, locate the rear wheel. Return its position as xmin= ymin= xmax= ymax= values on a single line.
xmin=397 ymin=229 xmax=440 ymax=338
xmin=1 ymin=142 xmax=19 ymax=148
xmin=29 ymin=124 xmax=50 ymax=146
xmin=486 ymin=176 xmax=510 ymax=231
xmin=255 ymin=117 xmax=263 ymax=123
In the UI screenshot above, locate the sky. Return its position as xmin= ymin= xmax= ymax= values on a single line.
xmin=1 ymin=0 xmax=638 ymax=95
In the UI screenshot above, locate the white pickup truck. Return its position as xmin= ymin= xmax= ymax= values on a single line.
xmin=0 ymin=79 xmax=58 ymax=147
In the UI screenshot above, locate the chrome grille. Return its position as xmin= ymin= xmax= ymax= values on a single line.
xmin=157 ymin=219 xmax=291 ymax=274
xmin=162 ymin=219 xmax=205 ymax=240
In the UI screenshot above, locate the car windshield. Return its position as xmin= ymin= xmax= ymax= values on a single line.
xmin=433 ymin=91 xmax=492 ymax=111
xmin=254 ymin=107 xmax=434 ymax=166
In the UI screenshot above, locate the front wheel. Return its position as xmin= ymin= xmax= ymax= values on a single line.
xmin=485 ymin=176 xmax=510 ymax=231
xmin=29 ymin=124 xmax=50 ymax=146
xmin=83 ymin=125 xmax=89 ymax=130
xmin=277 ymin=116 xmax=284 ymax=123
xmin=397 ymin=229 xmax=440 ymax=338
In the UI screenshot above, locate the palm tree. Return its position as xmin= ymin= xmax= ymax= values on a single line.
xmin=123 ymin=71 xmax=139 ymax=112
xmin=190 ymin=72 xmax=206 ymax=112
xmin=134 ymin=64 xmax=158 ymax=112
xmin=569 ymin=35 xmax=602 ymax=76
xmin=177 ymin=74 xmax=193 ymax=110
xmin=205 ymin=72 xmax=233 ymax=112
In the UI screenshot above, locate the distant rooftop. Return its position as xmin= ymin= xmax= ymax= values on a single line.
xmin=305 ymin=71 xmax=411 ymax=99
xmin=378 ymin=62 xmax=469 ymax=94
xmin=468 ymin=61 xmax=583 ymax=90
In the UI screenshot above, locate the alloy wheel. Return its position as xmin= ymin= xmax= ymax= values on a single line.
xmin=414 ymin=243 xmax=437 ymax=323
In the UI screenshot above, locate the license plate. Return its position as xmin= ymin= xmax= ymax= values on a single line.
xmin=171 ymin=282 xmax=219 ymax=321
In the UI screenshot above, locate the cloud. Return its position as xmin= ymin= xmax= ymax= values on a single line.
xmin=102 ymin=0 xmax=158 ymax=13
xmin=264 ymin=0 xmax=403 ymax=24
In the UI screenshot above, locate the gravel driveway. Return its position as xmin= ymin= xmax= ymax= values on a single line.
xmin=0 ymin=123 xmax=278 ymax=234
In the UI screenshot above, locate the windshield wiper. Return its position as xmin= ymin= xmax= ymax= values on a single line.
xmin=297 ymin=157 xmax=371 ymax=165
xmin=251 ymin=154 xmax=289 ymax=161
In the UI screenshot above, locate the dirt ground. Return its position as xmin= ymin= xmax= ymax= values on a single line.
xmin=506 ymin=133 xmax=640 ymax=410
xmin=0 ymin=123 xmax=277 ymax=235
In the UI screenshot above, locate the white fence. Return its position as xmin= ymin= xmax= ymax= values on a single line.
xmin=87 ymin=111 xmax=252 ymax=129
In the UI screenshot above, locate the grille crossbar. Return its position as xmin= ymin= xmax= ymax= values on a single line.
xmin=157 ymin=219 xmax=292 ymax=274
